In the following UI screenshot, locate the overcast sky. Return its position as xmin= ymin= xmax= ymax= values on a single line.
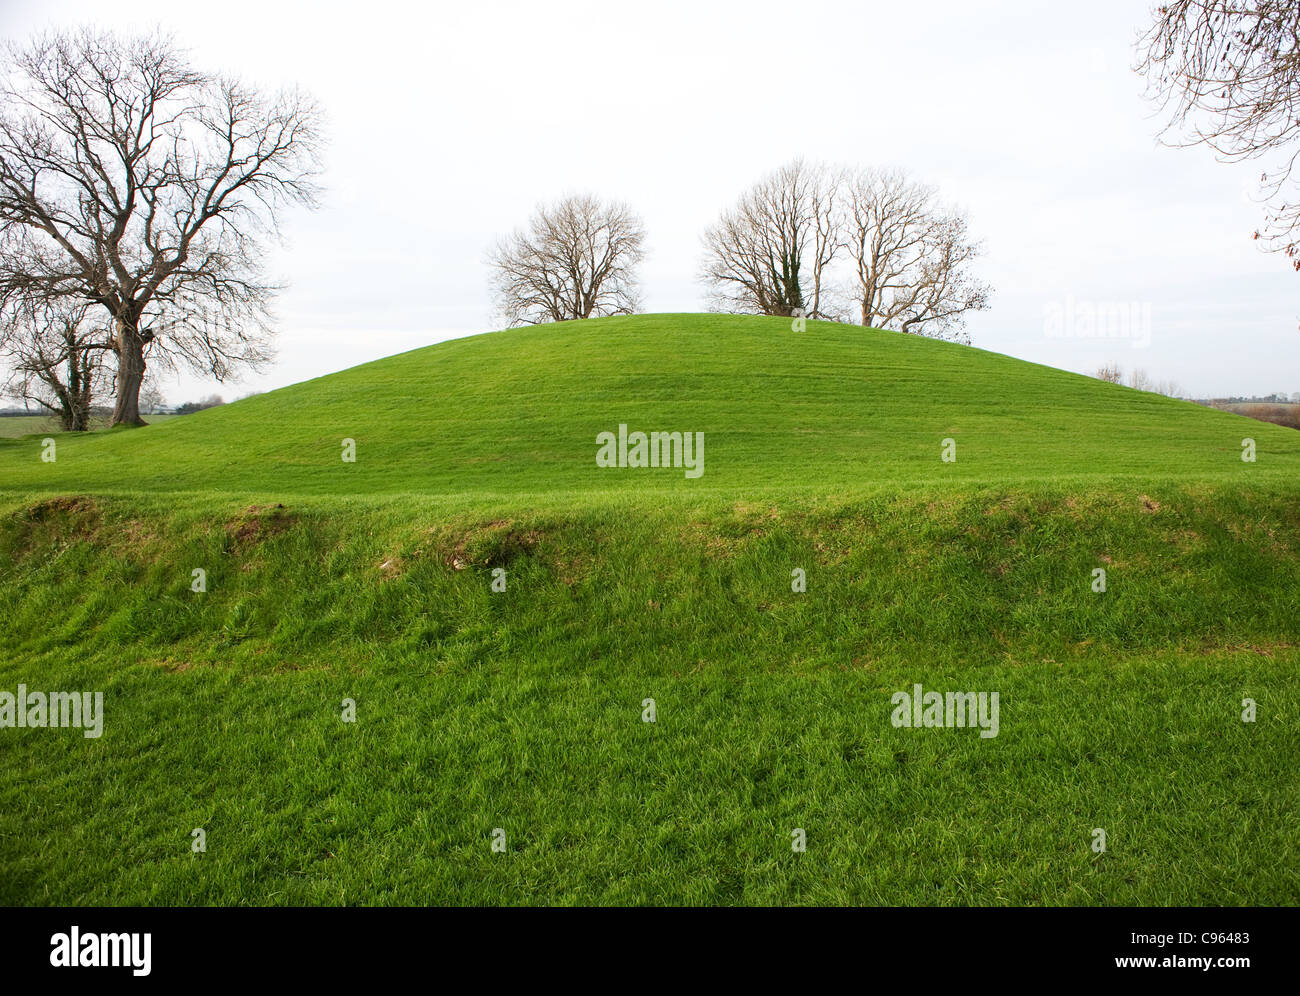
xmin=3 ymin=0 xmax=1296 ymax=401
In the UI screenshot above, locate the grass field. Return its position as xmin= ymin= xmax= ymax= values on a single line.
xmin=1 ymin=314 xmax=1297 ymax=905
xmin=0 ymin=413 xmax=177 ymax=439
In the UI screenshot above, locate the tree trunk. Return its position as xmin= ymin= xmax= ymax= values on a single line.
xmin=111 ymin=321 xmax=147 ymax=427
xmin=69 ymin=389 xmax=91 ymax=431
xmin=65 ymin=343 xmax=91 ymax=431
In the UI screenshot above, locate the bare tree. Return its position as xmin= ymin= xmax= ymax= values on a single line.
xmin=1128 ymin=367 xmax=1155 ymax=392
xmin=488 ymin=194 xmax=645 ymax=325
xmin=1095 ymin=362 xmax=1124 ymax=383
xmin=2 ymin=297 xmax=111 ymax=430
xmin=138 ymin=372 xmax=166 ymax=415
xmin=1137 ymin=2 xmax=1300 ymax=268
xmin=1125 ymin=366 xmax=1185 ymax=397
xmin=0 ymin=29 xmax=323 ymax=425
xmin=700 ymin=159 xmax=843 ymax=319
xmin=842 ymin=167 xmax=991 ymax=343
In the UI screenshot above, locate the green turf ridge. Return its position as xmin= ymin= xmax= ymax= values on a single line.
xmin=1 ymin=484 xmax=1298 ymax=904
xmin=0 ymin=314 xmax=1297 ymax=905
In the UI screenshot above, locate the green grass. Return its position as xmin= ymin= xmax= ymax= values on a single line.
xmin=0 ymin=314 xmax=1296 ymax=905
xmin=1 ymin=314 xmax=1293 ymax=495
xmin=0 ymin=413 xmax=176 ymax=438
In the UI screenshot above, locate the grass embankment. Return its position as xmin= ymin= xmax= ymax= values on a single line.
xmin=1 ymin=485 xmax=1297 ymax=905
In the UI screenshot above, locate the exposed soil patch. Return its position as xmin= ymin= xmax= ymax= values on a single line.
xmin=26 ymin=495 xmax=100 ymax=527
xmin=554 ymin=554 xmax=591 ymax=587
xmin=224 ymin=503 xmax=295 ymax=551
xmin=11 ymin=496 xmax=102 ymax=553
xmin=430 ymin=518 xmax=542 ymax=570
xmin=680 ymin=506 xmax=777 ymax=559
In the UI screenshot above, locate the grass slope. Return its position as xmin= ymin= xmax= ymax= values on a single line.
xmin=0 ymin=314 xmax=1293 ymax=496
xmin=1 ymin=315 xmax=1297 ymax=906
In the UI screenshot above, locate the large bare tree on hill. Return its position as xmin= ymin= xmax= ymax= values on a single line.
xmin=842 ymin=167 xmax=991 ymax=343
xmin=0 ymin=29 xmax=323 ymax=425
xmin=700 ymin=159 xmax=842 ymax=318
xmin=488 ymin=194 xmax=645 ymax=325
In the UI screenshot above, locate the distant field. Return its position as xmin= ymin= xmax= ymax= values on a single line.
xmin=0 ymin=413 xmax=177 ymax=438
xmin=1 ymin=315 xmax=1296 ymax=906
xmin=1213 ymin=402 xmax=1300 ymax=431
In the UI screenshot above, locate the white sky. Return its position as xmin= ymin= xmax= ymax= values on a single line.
xmin=3 ymin=0 xmax=1296 ymax=402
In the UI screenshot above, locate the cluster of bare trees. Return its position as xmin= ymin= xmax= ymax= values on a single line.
xmin=1094 ymin=363 xmax=1184 ymax=398
xmin=0 ymin=28 xmax=322 ymax=427
xmin=701 ymin=160 xmax=992 ymax=342
xmin=488 ymin=160 xmax=991 ymax=343
xmin=1137 ymin=1 xmax=1300 ymax=271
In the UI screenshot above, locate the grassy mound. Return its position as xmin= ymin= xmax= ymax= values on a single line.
xmin=0 ymin=314 xmax=1293 ymax=496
